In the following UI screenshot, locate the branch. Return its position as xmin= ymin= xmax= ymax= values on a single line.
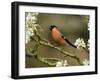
xmin=34 ymin=38 xmax=83 ymax=65
xmin=26 ymin=21 xmax=83 ymax=66
xmin=26 ymin=49 xmax=61 ymax=66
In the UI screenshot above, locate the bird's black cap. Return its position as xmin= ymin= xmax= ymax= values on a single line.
xmin=49 ymin=25 xmax=57 ymax=30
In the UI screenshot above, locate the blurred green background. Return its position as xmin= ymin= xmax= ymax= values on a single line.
xmin=25 ymin=13 xmax=89 ymax=68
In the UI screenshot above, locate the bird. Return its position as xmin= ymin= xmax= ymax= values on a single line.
xmin=49 ymin=25 xmax=77 ymax=48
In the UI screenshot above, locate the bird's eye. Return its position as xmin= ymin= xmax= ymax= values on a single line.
xmin=61 ymin=36 xmax=64 ymax=38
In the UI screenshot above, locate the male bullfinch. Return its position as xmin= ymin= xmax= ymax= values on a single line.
xmin=49 ymin=25 xmax=76 ymax=48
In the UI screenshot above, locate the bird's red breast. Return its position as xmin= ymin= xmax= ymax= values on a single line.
xmin=51 ymin=27 xmax=66 ymax=45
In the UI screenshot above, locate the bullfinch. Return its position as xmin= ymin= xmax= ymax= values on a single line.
xmin=49 ymin=25 xmax=77 ymax=48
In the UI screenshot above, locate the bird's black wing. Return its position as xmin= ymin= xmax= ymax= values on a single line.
xmin=61 ymin=36 xmax=77 ymax=48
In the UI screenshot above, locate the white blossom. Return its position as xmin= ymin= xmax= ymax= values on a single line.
xmin=25 ymin=12 xmax=39 ymax=44
xmin=56 ymin=60 xmax=69 ymax=67
xmin=31 ymin=12 xmax=39 ymax=16
xmin=26 ymin=13 xmax=31 ymax=21
xmin=88 ymin=21 xmax=90 ymax=31
xmin=56 ymin=61 xmax=63 ymax=67
xmin=26 ymin=12 xmax=39 ymax=25
xmin=87 ymin=39 xmax=90 ymax=50
xmin=83 ymin=59 xmax=89 ymax=65
xmin=74 ymin=38 xmax=86 ymax=49
xmin=26 ymin=28 xmax=34 ymax=44
xmin=63 ymin=60 xmax=69 ymax=67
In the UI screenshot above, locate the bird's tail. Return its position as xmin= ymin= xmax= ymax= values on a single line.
xmin=61 ymin=36 xmax=77 ymax=48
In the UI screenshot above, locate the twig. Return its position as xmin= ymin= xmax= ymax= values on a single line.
xmin=36 ymin=55 xmax=61 ymax=66
xmin=26 ymin=47 xmax=37 ymax=57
